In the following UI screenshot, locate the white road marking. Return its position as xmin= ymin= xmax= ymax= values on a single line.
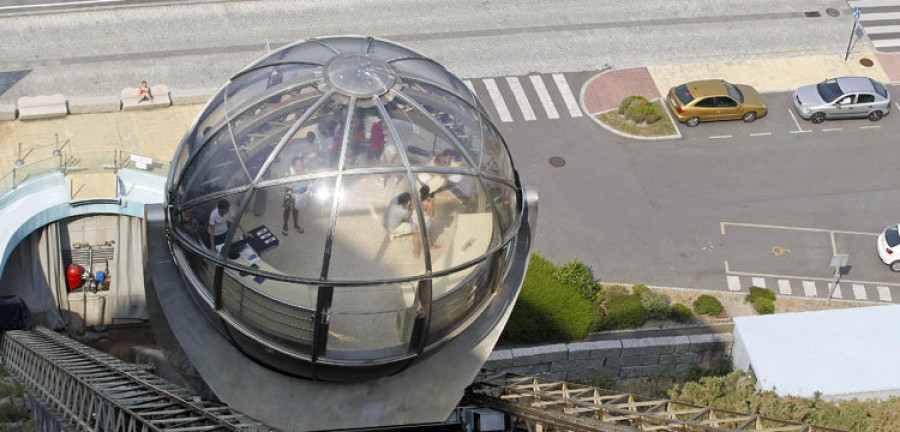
xmin=859 ymin=125 xmax=881 ymax=129
xmin=860 ymin=11 xmax=900 ymax=21
xmin=483 ymin=78 xmax=513 ymax=123
xmin=721 ymin=221 xmax=877 ymax=237
xmin=829 ymin=283 xmax=842 ymax=299
xmin=822 ymin=128 xmax=843 ymax=132
xmin=529 ymin=75 xmax=560 ymax=120
xmin=0 ymin=0 xmax=127 ymax=10
xmin=751 ymin=277 xmax=766 ymax=288
xmin=787 ymin=109 xmax=809 ymax=133
xmin=463 ymin=80 xmax=475 ymax=94
xmin=506 ymin=77 xmax=536 ymax=121
xmin=749 ymin=132 xmax=772 ymax=137
xmin=790 ymin=130 xmax=812 ymax=134
xmin=709 ymin=135 xmax=732 ymax=139
xmin=803 ymin=281 xmax=817 ymax=297
xmin=552 ymin=74 xmax=582 ymax=118
xmin=852 ymin=284 xmax=868 ymax=300
xmin=726 ymin=275 xmax=741 ymax=291
xmin=874 ymin=39 xmax=900 ymax=49
xmin=852 ymin=0 xmax=900 ymax=7
xmin=861 ymin=25 xmax=900 ymax=34
xmin=778 ymin=279 xmax=792 ymax=295
xmin=878 ymin=286 xmax=893 ymax=302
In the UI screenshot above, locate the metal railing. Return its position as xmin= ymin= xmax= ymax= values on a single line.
xmin=0 ymin=328 xmax=265 ymax=432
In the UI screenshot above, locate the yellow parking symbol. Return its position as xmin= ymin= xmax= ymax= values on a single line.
xmin=772 ymin=246 xmax=792 ymax=257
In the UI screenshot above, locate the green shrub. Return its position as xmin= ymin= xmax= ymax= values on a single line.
xmin=670 ymin=303 xmax=692 ymax=323
xmin=618 ymin=95 xmax=649 ymax=113
xmin=504 ymin=254 xmax=598 ymax=343
xmin=754 ymin=297 xmax=775 ymax=315
xmin=747 ymin=286 xmax=776 ymax=302
xmin=593 ymin=286 xmax=606 ymax=304
xmin=596 ymin=294 xmax=649 ymax=330
xmin=554 ymin=258 xmax=601 ymax=302
xmin=632 ymin=283 xmax=650 ymax=298
xmin=604 ymin=284 xmax=629 ymax=302
xmin=693 ymin=295 xmax=723 ymax=315
xmin=640 ymin=290 xmax=671 ymax=320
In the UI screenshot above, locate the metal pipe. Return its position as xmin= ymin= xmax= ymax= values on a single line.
xmin=95 ymin=296 xmax=107 ymax=332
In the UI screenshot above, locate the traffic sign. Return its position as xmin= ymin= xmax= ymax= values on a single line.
xmin=853 ymin=6 xmax=861 ymax=22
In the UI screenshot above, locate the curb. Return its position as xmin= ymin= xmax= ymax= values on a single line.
xmin=0 ymin=87 xmax=215 ymax=121
xmin=605 ymin=281 xmax=888 ymax=306
xmin=578 ymin=68 xmax=682 ymax=141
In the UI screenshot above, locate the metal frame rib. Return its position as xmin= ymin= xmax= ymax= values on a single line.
xmin=467 ymin=373 xmax=847 ymax=432
xmin=0 ymin=328 xmax=266 ymax=432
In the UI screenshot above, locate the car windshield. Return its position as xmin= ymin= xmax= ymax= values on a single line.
xmin=674 ymin=84 xmax=694 ymax=105
xmin=871 ymin=79 xmax=889 ymax=99
xmin=816 ymin=80 xmax=843 ymax=103
xmin=723 ymin=82 xmax=744 ymax=103
xmin=887 ymin=226 xmax=900 ymax=248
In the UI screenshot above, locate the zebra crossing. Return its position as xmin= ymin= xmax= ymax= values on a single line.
xmin=463 ymin=73 xmax=584 ymax=123
xmin=725 ymin=274 xmax=896 ymax=302
xmin=850 ymin=0 xmax=900 ymax=53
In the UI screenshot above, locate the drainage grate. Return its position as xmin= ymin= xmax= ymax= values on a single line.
xmin=549 ymin=156 xmax=565 ymax=167
xmin=804 ymin=11 xmax=822 ymax=17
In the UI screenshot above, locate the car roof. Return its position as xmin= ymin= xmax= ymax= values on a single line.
xmin=835 ymin=77 xmax=876 ymax=93
xmin=683 ymin=80 xmax=727 ymax=98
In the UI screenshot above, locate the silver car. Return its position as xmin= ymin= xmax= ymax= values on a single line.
xmin=793 ymin=77 xmax=891 ymax=123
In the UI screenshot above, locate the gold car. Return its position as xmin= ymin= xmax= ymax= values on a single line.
xmin=667 ymin=80 xmax=767 ymax=127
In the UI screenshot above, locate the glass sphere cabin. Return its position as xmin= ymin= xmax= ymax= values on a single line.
xmin=165 ymin=36 xmax=522 ymax=381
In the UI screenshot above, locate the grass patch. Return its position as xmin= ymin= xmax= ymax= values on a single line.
xmin=596 ymin=101 xmax=678 ymax=137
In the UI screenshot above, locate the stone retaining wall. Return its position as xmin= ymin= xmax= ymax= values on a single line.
xmin=485 ymin=334 xmax=732 ymax=383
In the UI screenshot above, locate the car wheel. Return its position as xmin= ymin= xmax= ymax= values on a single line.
xmin=810 ymin=112 xmax=826 ymax=124
xmin=869 ymin=110 xmax=883 ymax=121
xmin=892 ymin=261 xmax=900 ymax=272
xmin=686 ymin=117 xmax=700 ymax=127
xmin=742 ymin=111 xmax=757 ymax=123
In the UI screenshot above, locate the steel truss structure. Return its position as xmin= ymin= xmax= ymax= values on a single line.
xmin=0 ymin=328 xmax=265 ymax=432
xmin=467 ymin=373 xmax=847 ymax=432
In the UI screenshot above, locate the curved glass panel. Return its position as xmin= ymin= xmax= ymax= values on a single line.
xmin=392 ymin=59 xmax=462 ymax=100
xmin=324 ymin=283 xmax=421 ymax=360
xmin=344 ymin=103 xmax=404 ymax=170
xmin=183 ymin=246 xmax=216 ymax=300
xmin=426 ymin=251 xmax=500 ymax=345
xmin=328 ymin=174 xmax=424 ymax=280
xmin=182 ymin=91 xmax=227 ymax=167
xmin=221 ymin=269 xmax=315 ymax=356
xmin=485 ymin=180 xmax=517 ymax=240
xmin=255 ymin=41 xmax=336 ymax=66
xmin=227 ymin=179 xmax=335 ymax=283
xmin=383 ymin=96 xmax=472 ymax=168
xmin=371 ymin=40 xmax=422 ymax=62
xmin=408 ymin=82 xmax=484 ymax=165
xmin=317 ymin=36 xmax=368 ymax=54
xmin=177 ymin=129 xmax=249 ymax=204
xmin=481 ymin=122 xmax=515 ymax=182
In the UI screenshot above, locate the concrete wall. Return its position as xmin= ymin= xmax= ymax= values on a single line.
xmin=485 ymin=334 xmax=732 ymax=383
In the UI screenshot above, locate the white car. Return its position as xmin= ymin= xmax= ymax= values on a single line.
xmin=877 ymin=224 xmax=900 ymax=271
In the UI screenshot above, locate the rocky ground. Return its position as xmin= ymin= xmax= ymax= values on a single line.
xmin=0 ymin=365 xmax=34 ymax=432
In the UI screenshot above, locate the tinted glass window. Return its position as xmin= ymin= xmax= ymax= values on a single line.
xmin=715 ymin=97 xmax=737 ymax=108
xmin=817 ymin=80 xmax=843 ymax=103
xmin=674 ymin=85 xmax=694 ymax=104
xmin=723 ymin=82 xmax=744 ymax=103
xmin=872 ymin=80 xmax=889 ymax=99
xmin=887 ymin=226 xmax=900 ymax=248
xmin=694 ymin=98 xmax=715 ymax=108
xmin=858 ymin=94 xmax=875 ymax=104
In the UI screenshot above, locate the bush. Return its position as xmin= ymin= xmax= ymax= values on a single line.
xmin=504 ymin=254 xmax=599 ymax=343
xmin=596 ymin=294 xmax=649 ymax=330
xmin=670 ymin=303 xmax=692 ymax=323
xmin=747 ymin=286 xmax=776 ymax=302
xmin=640 ymin=290 xmax=671 ymax=320
xmin=554 ymin=259 xmax=601 ymax=302
xmin=604 ymin=284 xmax=629 ymax=302
xmin=693 ymin=295 xmax=723 ymax=315
xmin=632 ymin=283 xmax=650 ymax=298
xmin=754 ymin=297 xmax=775 ymax=315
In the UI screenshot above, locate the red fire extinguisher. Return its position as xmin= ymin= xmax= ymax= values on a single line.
xmin=67 ymin=263 xmax=83 ymax=292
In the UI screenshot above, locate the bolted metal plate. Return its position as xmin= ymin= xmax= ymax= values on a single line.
xmin=549 ymin=156 xmax=566 ymax=167
xmin=826 ymin=8 xmax=840 ymax=17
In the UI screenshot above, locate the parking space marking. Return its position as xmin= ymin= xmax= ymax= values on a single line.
xmin=829 ymin=283 xmax=842 ymax=299
xmin=878 ymin=286 xmax=892 ymax=302
xmin=853 ymin=284 xmax=868 ymax=300
xmin=721 ymin=221 xmax=877 ymax=237
xmin=896 ymin=102 xmax=900 ymax=113
xmin=803 ymin=281 xmax=818 ymax=297
xmin=726 ymin=275 xmax=741 ymax=291
xmin=552 ymin=74 xmax=582 ymax=118
xmin=822 ymin=128 xmax=843 ymax=132
xmin=709 ymin=135 xmax=732 ymax=139
xmin=751 ymin=277 xmax=766 ymax=288
xmin=506 ymin=77 xmax=536 ymax=121
xmin=859 ymin=125 xmax=881 ymax=129
xmin=788 ymin=109 xmax=810 ymax=133
xmin=778 ymin=279 xmax=792 ymax=295
xmin=483 ymin=78 xmax=513 ymax=123
xmin=529 ymin=75 xmax=560 ymax=120
xmin=749 ymin=132 xmax=772 ymax=137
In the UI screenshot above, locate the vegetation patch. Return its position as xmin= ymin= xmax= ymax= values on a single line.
xmin=596 ymin=97 xmax=677 ymax=137
xmin=553 ymin=258 xmax=601 ymax=302
xmin=670 ymin=303 xmax=693 ymax=323
xmin=596 ymin=294 xmax=649 ymax=330
xmin=693 ymin=295 xmax=724 ymax=316
xmin=746 ymin=286 xmax=777 ymax=315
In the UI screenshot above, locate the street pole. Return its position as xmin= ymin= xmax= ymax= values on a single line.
xmin=845 ymin=20 xmax=858 ymax=61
